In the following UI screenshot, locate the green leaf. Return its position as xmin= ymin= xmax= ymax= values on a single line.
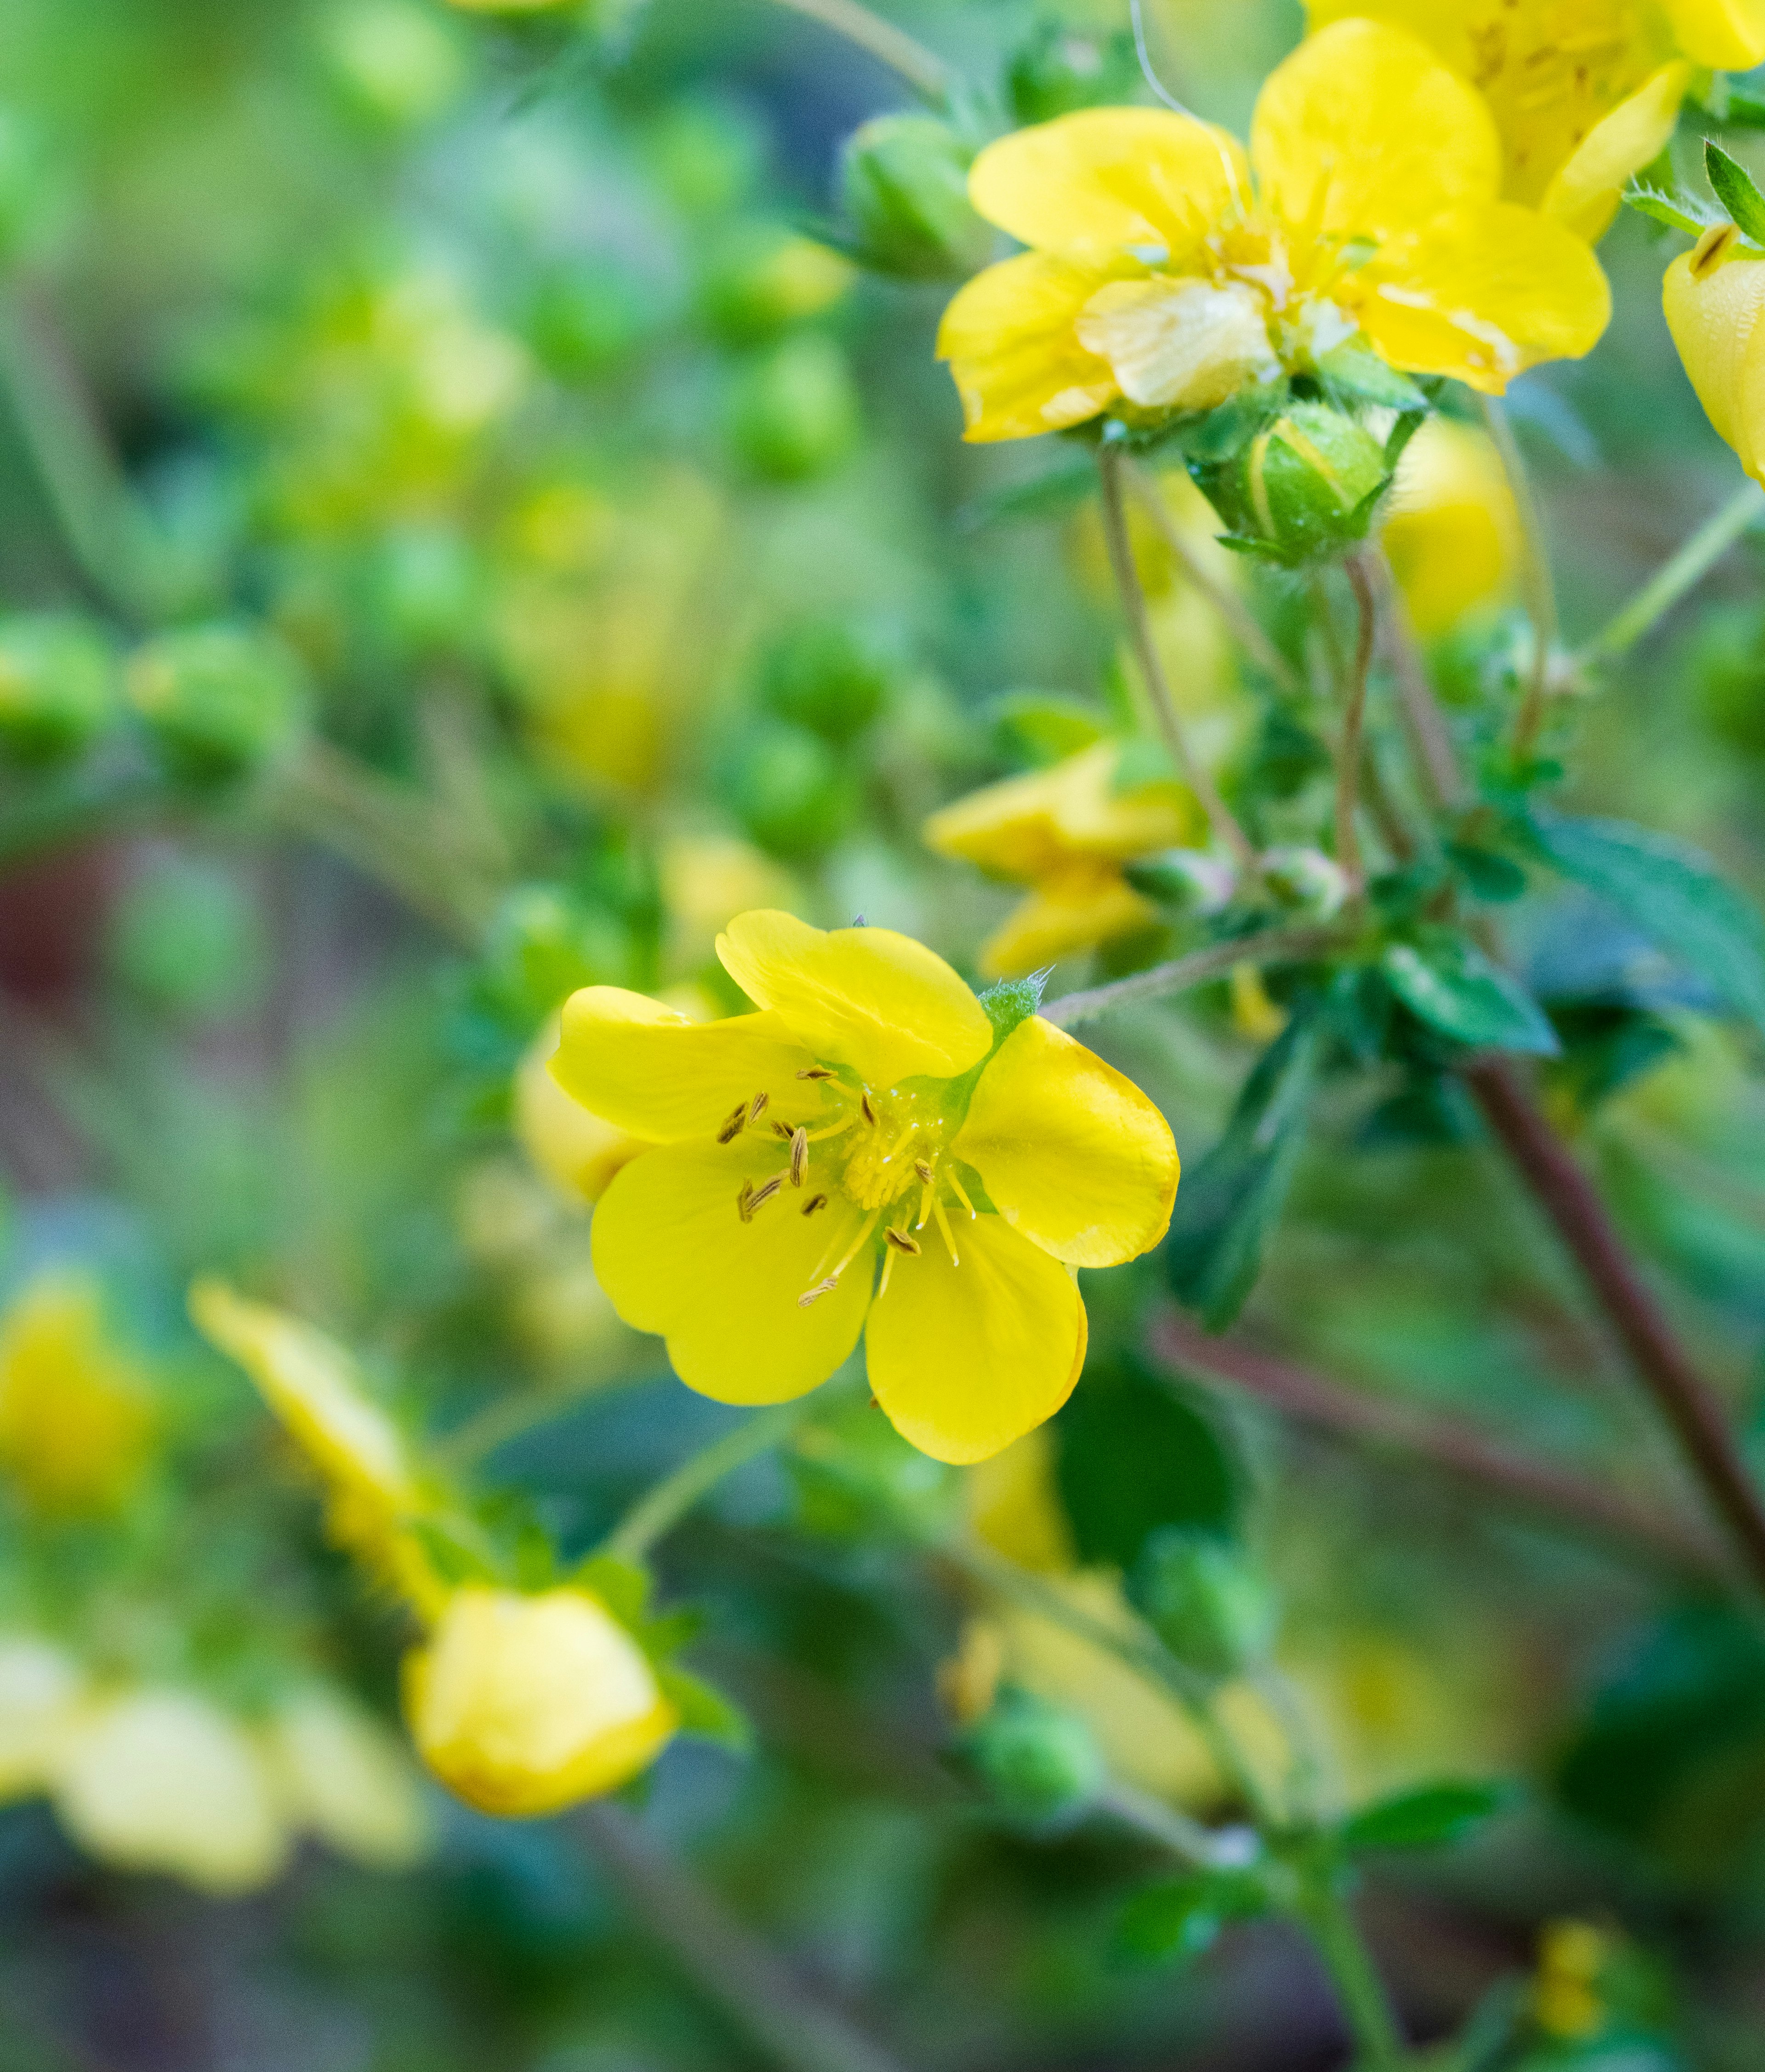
xmin=1341 ymin=1780 xmax=1510 ymax=1853
xmin=1719 ymin=88 xmax=1765 ymax=131
xmin=1114 ymin=1868 xmax=1269 ymax=1966
xmin=656 ymin=1664 xmax=753 ymax=1752
xmin=985 ymin=692 xmax=1105 ymax=767
xmin=1381 ymin=405 xmax=1427 ymax=471
xmin=639 ymin=1605 xmax=708 ymax=1658
xmin=571 ymin=1552 xmax=652 ymax=1627
xmin=1625 ymin=185 xmax=1713 ymax=236
xmin=1530 ymin=811 xmax=1765 ymax=1038
xmin=1383 ymin=929 xmax=1560 ymax=1056
xmin=1705 ymin=140 xmax=1765 ymax=245
xmin=1444 ymin=840 xmax=1527 ymax=903
xmin=1162 ymin=1003 xmax=1323 ymax=1327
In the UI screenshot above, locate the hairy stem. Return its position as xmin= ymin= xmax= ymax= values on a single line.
xmin=1577 ymin=480 xmax=1765 ymax=667
xmin=1042 ymin=924 xmax=1347 ymax=1031
xmin=603 ymin=1400 xmax=815 ymax=1562
xmin=1296 ymin=1878 xmax=1406 ymax=2070
xmin=1478 ymin=396 xmax=1557 ymax=757
xmin=1465 ymin=1057 xmax=1765 ymax=1592
xmin=1335 ymin=555 xmax=1378 ymax=896
xmin=763 ymin=0 xmax=951 ymax=100
xmin=1098 ymin=444 xmax=1259 ymax=875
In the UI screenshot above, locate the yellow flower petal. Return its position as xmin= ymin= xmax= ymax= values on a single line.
xmin=924 ymin=740 xmax=1199 ymax=881
xmin=592 ymin=1139 xmax=872 ymax=1404
xmin=936 ymin=251 xmax=1119 ymax=443
xmin=404 ymin=1587 xmax=676 ymax=1818
xmin=717 ymin=909 xmax=991 ymax=1086
xmin=1663 ymin=0 xmax=1765 ymax=67
xmin=1252 ymin=20 xmax=1500 ymax=244
xmin=515 ymin=1013 xmax=646 ymax=1204
xmin=952 ymin=1014 xmax=1178 ymax=1267
xmin=1664 ymin=234 xmax=1765 ymax=483
xmin=552 ymin=987 xmax=815 ymax=1143
xmin=1542 ymin=61 xmax=1690 ymax=243
xmin=967 ymin=107 xmax=1247 ymax=257
xmin=270 ymin=1688 xmax=431 ymax=1869
xmin=866 ymin=1215 xmax=1086 ymax=1464
xmin=1355 ymin=202 xmax=1611 ymax=394
xmin=978 ymin=871 xmax=1157 ymax=982
xmin=1383 ymin=416 xmax=1520 ymax=636
xmin=1074 ymin=276 xmax=1278 ymax=411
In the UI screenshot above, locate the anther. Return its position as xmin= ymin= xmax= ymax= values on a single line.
xmin=736 ymin=1179 xmax=755 ymax=1222
xmin=884 ymin=1227 xmax=921 ymax=1255
xmin=798 ymin=1276 xmax=839 ymax=1308
xmin=913 ymin=1159 xmax=934 ymax=1184
xmin=790 ymin=1127 xmax=808 ymax=1187
xmin=796 ymin=1067 xmax=835 ymax=1081
xmin=717 ymin=1103 xmax=747 ymax=1145
xmin=772 ymin=1120 xmax=794 ymax=1140
xmin=801 ymin=1193 xmax=829 ymax=1216
xmin=748 ymin=1175 xmax=784 ymax=1215
xmin=860 ymin=1090 xmax=877 ymax=1125
xmin=747 ymin=1090 xmax=770 ymax=1124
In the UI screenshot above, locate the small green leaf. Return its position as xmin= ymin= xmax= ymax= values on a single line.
xmin=571 ymin=1552 xmax=652 ymax=1627
xmin=1529 ymin=811 xmax=1765 ymax=1039
xmin=1625 ymin=185 xmax=1714 ymax=236
xmin=1114 ymin=1868 xmax=1269 ymax=1966
xmin=1444 ymin=839 xmax=1528 ymax=903
xmin=1342 ymin=1780 xmax=1510 ymax=1853
xmin=1705 ymin=140 xmax=1765 ymax=245
xmin=406 ymin=1517 xmax=500 ymax=1588
xmin=639 ymin=1605 xmax=708 ymax=1658
xmin=1383 ymin=929 xmax=1560 ymax=1056
xmin=657 ymin=1664 xmax=753 ymax=1752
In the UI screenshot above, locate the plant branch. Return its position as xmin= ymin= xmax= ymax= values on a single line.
xmin=581 ymin=1802 xmax=910 ymax=2072
xmin=602 ymin=1401 xmax=815 ymax=1563
xmin=1464 ymin=1056 xmax=1765 ymax=1592
xmin=1577 ymin=480 xmax=1765 ymax=668
xmin=1041 ymin=924 xmax=1348 ymax=1031
xmin=1371 ymin=548 xmax=1465 ymax=813
xmin=1335 ymin=554 xmax=1378 ymax=896
xmin=1295 ymin=1878 xmax=1406 ymax=2071
xmin=762 ymin=0 xmax=951 ymax=101
xmin=1096 ymin=1781 xmax=1246 ymax=1872
xmin=1098 ymin=443 xmax=1259 ymax=875
xmin=1478 ymin=396 xmax=1557 ymax=757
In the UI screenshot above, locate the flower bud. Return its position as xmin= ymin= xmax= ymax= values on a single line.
xmin=1006 ymin=23 xmax=1141 ymax=125
xmin=1664 ymin=225 xmax=1765 ymax=486
xmin=125 ymin=621 xmax=309 ymax=781
xmin=1189 ymin=404 xmax=1390 ymax=567
xmin=757 ymin=619 xmax=898 ymax=744
xmin=699 ymin=222 xmax=853 ymax=345
xmin=1126 ymin=1528 xmax=1275 ymax=1680
xmin=1121 ymin=848 xmax=1237 ymax=916
xmin=403 ymin=1586 xmax=677 ymax=1817
xmin=726 ymin=336 xmax=861 ymax=482
xmin=1258 ymin=844 xmax=1349 ymax=920
xmin=838 ymin=115 xmax=993 ymax=281
xmin=0 ymin=613 xmax=117 ymax=766
xmin=721 ymin=718 xmax=859 ymax=861
xmin=958 ymin=1685 xmax=1105 ymax=1825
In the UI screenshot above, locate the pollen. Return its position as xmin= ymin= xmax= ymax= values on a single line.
xmin=747 ymin=1090 xmax=770 ymax=1125
xmin=860 ymin=1090 xmax=877 ymax=1126
xmin=749 ymin=1176 xmax=784 ymax=1215
xmin=796 ymin=1067 xmax=835 ymax=1081
xmin=801 ymin=1193 xmax=829 ymax=1216
xmin=913 ymin=1159 xmax=934 ymax=1184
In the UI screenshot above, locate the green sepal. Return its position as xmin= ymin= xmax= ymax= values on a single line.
xmin=977 ymin=970 xmax=1048 ymax=1051
xmin=1705 ymin=139 xmax=1765 ymax=245
xmin=1340 ymin=1779 xmax=1511 ymax=1854
xmin=1382 ymin=405 xmax=1427 ymax=471
xmin=570 ymin=1551 xmax=653 ymax=1627
xmin=1626 ymin=184 xmax=1714 ymax=235
xmin=1313 ymin=339 xmax=1428 ymax=412
xmin=656 ymin=1663 xmax=753 ymax=1752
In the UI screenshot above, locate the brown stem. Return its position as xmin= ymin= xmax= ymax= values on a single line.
xmin=1464 ymin=1057 xmax=1765 ymax=1590
xmin=1155 ymin=1313 xmax=1730 ymax=1584
xmin=1371 ymin=549 xmax=1465 ymax=812
xmin=1334 ymin=555 xmax=1377 ymax=896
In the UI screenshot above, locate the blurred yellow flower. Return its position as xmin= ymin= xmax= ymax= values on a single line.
xmin=1533 ymin=1918 xmax=1611 ymax=2039
xmin=404 ymin=1585 xmax=676 ymax=1816
xmin=515 ymin=1012 xmax=647 ymax=1206
xmin=269 ymin=1687 xmax=432 ymax=1869
xmin=553 ymin=910 xmax=1178 ymax=1463
xmin=1310 ymin=0 xmax=1765 ymax=240
xmin=938 ymin=19 xmax=1610 ymax=442
xmin=660 ymin=835 xmax=796 ymax=962
xmin=924 ymin=742 xmax=1203 ymax=978
xmin=0 ymin=1638 xmax=86 ymax=1799
xmin=0 ymin=1276 xmax=156 ymax=1516
xmin=1664 ymin=224 xmax=1765 ymax=485
xmin=1382 ymin=416 xmax=1522 ymax=636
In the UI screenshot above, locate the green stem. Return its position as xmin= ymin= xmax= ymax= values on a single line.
xmin=1478 ymin=395 xmax=1557 ymax=758
xmin=762 ymin=0 xmax=951 ymax=101
xmin=1096 ymin=1780 xmax=1241 ymax=1871
xmin=1577 ymin=480 xmax=1765 ymax=667
xmin=603 ymin=1400 xmax=815 ymax=1562
xmin=1296 ymin=1878 xmax=1405 ymax=2069
xmin=1335 ymin=554 xmax=1377 ymax=898
xmin=1040 ymin=923 xmax=1349 ymax=1031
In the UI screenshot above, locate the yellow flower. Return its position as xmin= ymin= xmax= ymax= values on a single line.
xmin=0 ymin=1275 xmax=156 ymax=1516
xmin=189 ymin=1280 xmax=446 ymax=1620
xmin=56 ymin=1689 xmax=290 ymax=1893
xmin=269 ymin=1687 xmax=432 ymax=1869
xmin=1534 ymin=1919 xmax=1611 ymax=2039
xmin=1310 ymin=0 xmax=1765 ymax=240
xmin=515 ymin=1012 xmax=647 ymax=1206
xmin=0 ymin=1637 xmax=86 ymax=1799
xmin=1382 ymin=416 xmax=1522 ymax=636
xmin=1663 ymin=223 xmax=1765 ymax=484
xmin=938 ymin=19 xmax=1610 ymax=443
xmin=552 ymin=911 xmax=1178 ymax=1464
xmin=403 ymin=1585 xmax=677 ymax=1816
xmin=923 ymin=742 xmax=1204 ymax=979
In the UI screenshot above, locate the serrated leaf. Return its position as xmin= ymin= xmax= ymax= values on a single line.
xmin=1625 ymin=184 xmax=1712 ymax=235
xmin=1341 ymin=1780 xmax=1510 ymax=1852
xmin=1384 ymin=929 xmax=1560 ymax=1056
xmin=657 ymin=1664 xmax=753 ymax=1752
xmin=1114 ymin=1868 xmax=1269 ymax=1966
xmin=571 ymin=1551 xmax=652 ymax=1627
xmin=1530 ymin=811 xmax=1765 ymax=1039
xmin=1163 ymin=1004 xmax=1323 ymax=1327
xmin=1705 ymin=140 xmax=1765 ymax=246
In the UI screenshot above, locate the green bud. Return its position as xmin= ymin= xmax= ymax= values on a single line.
xmin=106 ymin=853 xmax=267 ymax=1022
xmin=699 ymin=222 xmax=853 ymax=346
xmin=524 ymin=261 xmax=658 ymax=382
xmin=959 ymin=1686 xmax=1105 ymax=1825
xmin=124 ymin=622 xmax=309 ymax=782
xmin=0 ymin=613 xmax=117 ymax=766
xmin=838 ymin=115 xmax=993 ymax=281
xmin=1007 ymin=23 xmax=1141 ymax=125
xmin=1122 ymin=848 xmax=1236 ymax=916
xmin=483 ymin=885 xmax=627 ymax=1023
xmin=318 ymin=0 xmax=467 ymax=127
xmin=1258 ymin=844 xmax=1349 ymax=920
xmin=757 ymin=620 xmax=898 ymax=744
xmin=722 ymin=719 xmax=859 ymax=860
xmin=1189 ymin=403 xmax=1390 ymax=568
xmin=726 ymin=337 xmax=860 ymax=482
xmin=1127 ymin=1529 xmax=1275 ymax=1680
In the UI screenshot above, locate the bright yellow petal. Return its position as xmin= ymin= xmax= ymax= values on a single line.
xmin=591 ymin=1138 xmax=872 ymax=1404
xmin=1253 ymin=19 xmax=1499 ymax=243
xmin=952 ymin=1014 xmax=1178 ymax=1267
xmin=866 ymin=1215 xmax=1086 ymax=1464
xmin=937 ymin=252 xmax=1119 ymax=443
xmin=925 ymin=759 xmax=1086 ymax=883
xmin=924 ymin=741 xmax=1198 ymax=883
xmin=717 ymin=909 xmax=991 ymax=1086
xmin=1542 ymin=62 xmax=1689 ymax=243
xmin=515 ymin=1014 xmax=646 ymax=1204
xmin=1354 ymin=202 xmax=1611 ymax=393
xmin=967 ymin=107 xmax=1247 ymax=257
xmin=552 ymin=987 xmax=815 ymax=1143
xmin=1663 ymin=0 xmax=1765 ymax=67
xmin=977 ymin=871 xmax=1157 ymax=981
xmin=1664 ymin=236 xmax=1765 ymax=484
xmin=1075 ymin=276 xmax=1279 ymax=412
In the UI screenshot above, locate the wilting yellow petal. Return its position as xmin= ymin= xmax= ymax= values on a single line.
xmin=1075 ymin=276 xmax=1278 ymax=411
xmin=937 ymin=251 xmax=1119 ymax=442
xmin=404 ymin=1587 xmax=676 ymax=1818
xmin=1383 ymin=416 xmax=1520 ymax=636
xmin=978 ymin=871 xmax=1157 ymax=981
xmin=1663 ymin=233 xmax=1765 ymax=483
xmin=1542 ymin=61 xmax=1689 ymax=242
xmin=515 ymin=1013 xmax=646 ymax=1204
xmin=552 ymin=988 xmax=815 ymax=1143
xmin=1662 ymin=0 xmax=1765 ymax=67
xmin=1355 ymin=202 xmax=1611 ymax=393
xmin=270 ymin=1688 xmax=432 ymax=1869
xmin=866 ymin=1216 xmax=1086 ymax=1464
xmin=967 ymin=107 xmax=1247 ymax=257
xmin=952 ymin=1014 xmax=1178 ymax=1268
xmin=1253 ymin=20 xmax=1499 ymax=244
xmin=592 ymin=1139 xmax=872 ymax=1404
xmin=717 ymin=909 xmax=992 ymax=1086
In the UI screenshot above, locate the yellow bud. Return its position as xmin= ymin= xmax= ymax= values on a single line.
xmin=269 ymin=1688 xmax=432 ymax=1869
xmin=1664 ymin=228 xmax=1765 ymax=485
xmin=515 ymin=1013 xmax=646 ymax=1206
xmin=403 ymin=1586 xmax=678 ymax=1817
xmin=0 ymin=1275 xmax=156 ymax=1516
xmin=1383 ymin=418 xmax=1521 ymax=638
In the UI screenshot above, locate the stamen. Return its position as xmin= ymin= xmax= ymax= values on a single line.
xmin=772 ymin=1120 xmax=794 ymax=1141
xmin=796 ymin=1067 xmax=835 ymax=1081
xmin=913 ymin=1159 xmax=934 ymax=1184
xmin=933 ymin=1195 xmax=960 ymax=1268
xmin=804 ymin=1118 xmax=856 ymax=1143
xmin=884 ymin=1227 xmax=920 ymax=1255
xmin=946 ymin=1168 xmax=978 ymax=1220
xmin=748 ymin=1175 xmax=784 ymax=1215
xmin=915 ymin=1181 xmax=934 ymax=1231
xmin=803 ymin=1205 xmax=881 ymax=1301
xmin=860 ymin=1090 xmax=877 ymax=1126
xmin=801 ymin=1193 xmax=829 ymax=1216
xmin=877 ymin=1246 xmax=897 ymax=1301
xmin=789 ymin=1127 xmax=808 ymax=1187
xmin=717 ymin=1103 xmax=747 ymax=1145
xmin=736 ymin=1179 xmax=755 ymax=1222
xmin=798 ymin=1278 xmax=839 ymax=1308
xmin=747 ymin=1090 xmax=769 ymax=1125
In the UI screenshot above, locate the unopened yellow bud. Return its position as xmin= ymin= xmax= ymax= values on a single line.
xmin=1664 ymin=229 xmax=1765 ymax=485
xmin=0 ymin=1276 xmax=155 ymax=1515
xmin=404 ymin=1586 xmax=678 ymax=1817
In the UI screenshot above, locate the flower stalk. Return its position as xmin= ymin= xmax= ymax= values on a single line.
xmin=1042 ymin=925 xmax=1349 ymax=1031
xmin=1478 ymin=395 xmax=1558 ymax=757
xmin=603 ymin=1398 xmax=822 ymax=1564
xmin=763 ymin=0 xmax=951 ymax=103
xmin=1577 ymin=480 xmax=1765 ymax=668
xmin=1334 ymin=555 xmax=1378 ymax=899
